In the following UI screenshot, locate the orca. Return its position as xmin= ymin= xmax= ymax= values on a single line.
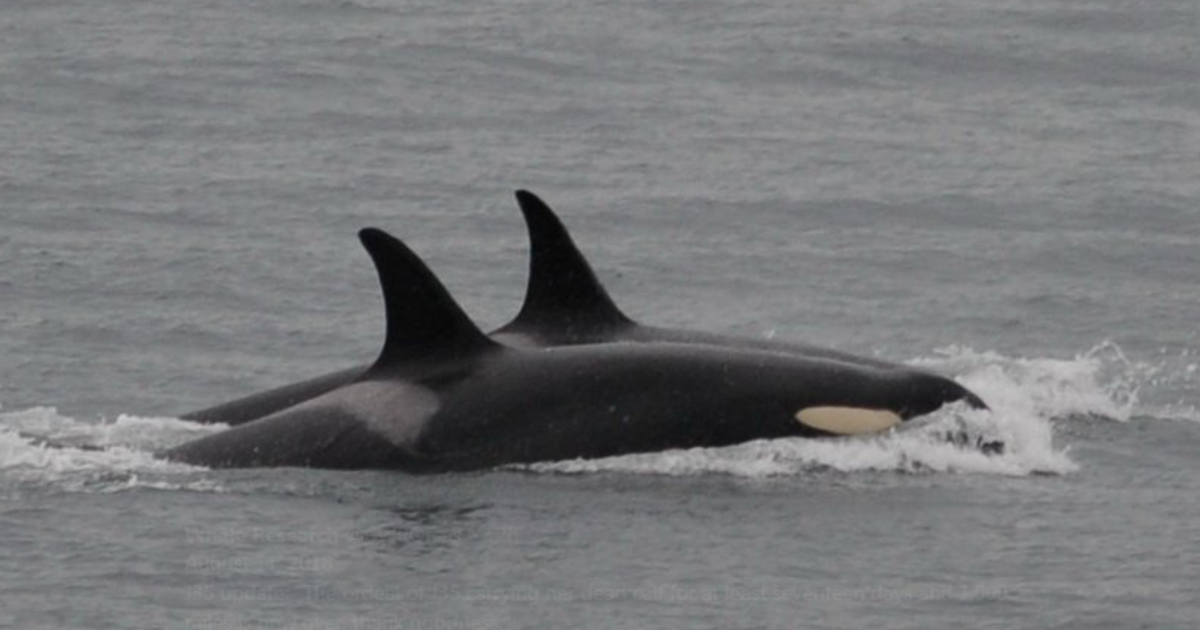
xmin=163 ymin=229 xmax=985 ymax=472
xmin=179 ymin=190 xmax=983 ymax=426
xmin=494 ymin=191 xmax=925 ymax=371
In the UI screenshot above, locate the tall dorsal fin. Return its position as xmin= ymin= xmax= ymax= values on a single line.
xmin=358 ymin=228 xmax=497 ymax=371
xmin=507 ymin=190 xmax=632 ymax=332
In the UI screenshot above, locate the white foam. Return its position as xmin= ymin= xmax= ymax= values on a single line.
xmin=914 ymin=341 xmax=1145 ymax=422
xmin=0 ymin=407 xmax=226 ymax=493
xmin=528 ymin=405 xmax=1075 ymax=479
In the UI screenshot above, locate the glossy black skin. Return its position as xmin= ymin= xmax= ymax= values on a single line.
xmin=178 ymin=325 xmax=920 ymax=427
xmin=163 ymin=227 xmax=985 ymax=472
xmin=178 ymin=190 xmax=983 ymax=426
xmin=164 ymin=341 xmax=978 ymax=473
xmin=418 ymin=344 xmax=978 ymax=471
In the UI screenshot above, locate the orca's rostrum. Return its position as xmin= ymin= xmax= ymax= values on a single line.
xmin=163 ymin=228 xmax=985 ymax=472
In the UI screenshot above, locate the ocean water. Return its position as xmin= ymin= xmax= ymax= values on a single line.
xmin=2 ymin=0 xmax=1199 ymax=628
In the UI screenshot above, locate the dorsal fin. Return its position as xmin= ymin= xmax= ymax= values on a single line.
xmin=358 ymin=228 xmax=497 ymax=371
xmin=507 ymin=190 xmax=632 ymax=333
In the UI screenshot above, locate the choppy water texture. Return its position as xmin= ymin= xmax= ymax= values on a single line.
xmin=2 ymin=0 xmax=1199 ymax=628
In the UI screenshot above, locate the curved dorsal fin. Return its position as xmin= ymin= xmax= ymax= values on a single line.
xmin=507 ymin=190 xmax=632 ymax=332
xmin=358 ymin=228 xmax=497 ymax=371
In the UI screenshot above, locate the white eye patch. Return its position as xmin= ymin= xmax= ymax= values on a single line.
xmin=795 ymin=406 xmax=901 ymax=436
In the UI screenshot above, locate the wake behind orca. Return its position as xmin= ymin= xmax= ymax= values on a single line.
xmin=181 ymin=191 xmax=982 ymax=426
xmin=164 ymin=229 xmax=985 ymax=472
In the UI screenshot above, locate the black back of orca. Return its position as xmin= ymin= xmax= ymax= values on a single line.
xmin=178 ymin=190 xmax=984 ymax=426
xmin=164 ymin=229 xmax=983 ymax=472
xmin=181 ymin=367 xmax=366 ymax=425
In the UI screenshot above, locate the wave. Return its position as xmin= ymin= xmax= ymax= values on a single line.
xmin=0 ymin=407 xmax=225 ymax=494
xmin=0 ymin=341 xmax=1185 ymax=488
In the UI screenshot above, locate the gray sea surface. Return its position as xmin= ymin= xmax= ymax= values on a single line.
xmin=2 ymin=0 xmax=1199 ymax=628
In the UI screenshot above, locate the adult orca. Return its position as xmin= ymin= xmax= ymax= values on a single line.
xmin=178 ymin=191 xmax=983 ymax=426
xmin=163 ymin=229 xmax=984 ymax=472
xmin=493 ymin=191 xmax=919 ymax=370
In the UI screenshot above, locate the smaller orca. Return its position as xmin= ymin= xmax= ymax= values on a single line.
xmin=178 ymin=191 xmax=984 ymax=427
xmin=163 ymin=229 xmax=986 ymax=472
